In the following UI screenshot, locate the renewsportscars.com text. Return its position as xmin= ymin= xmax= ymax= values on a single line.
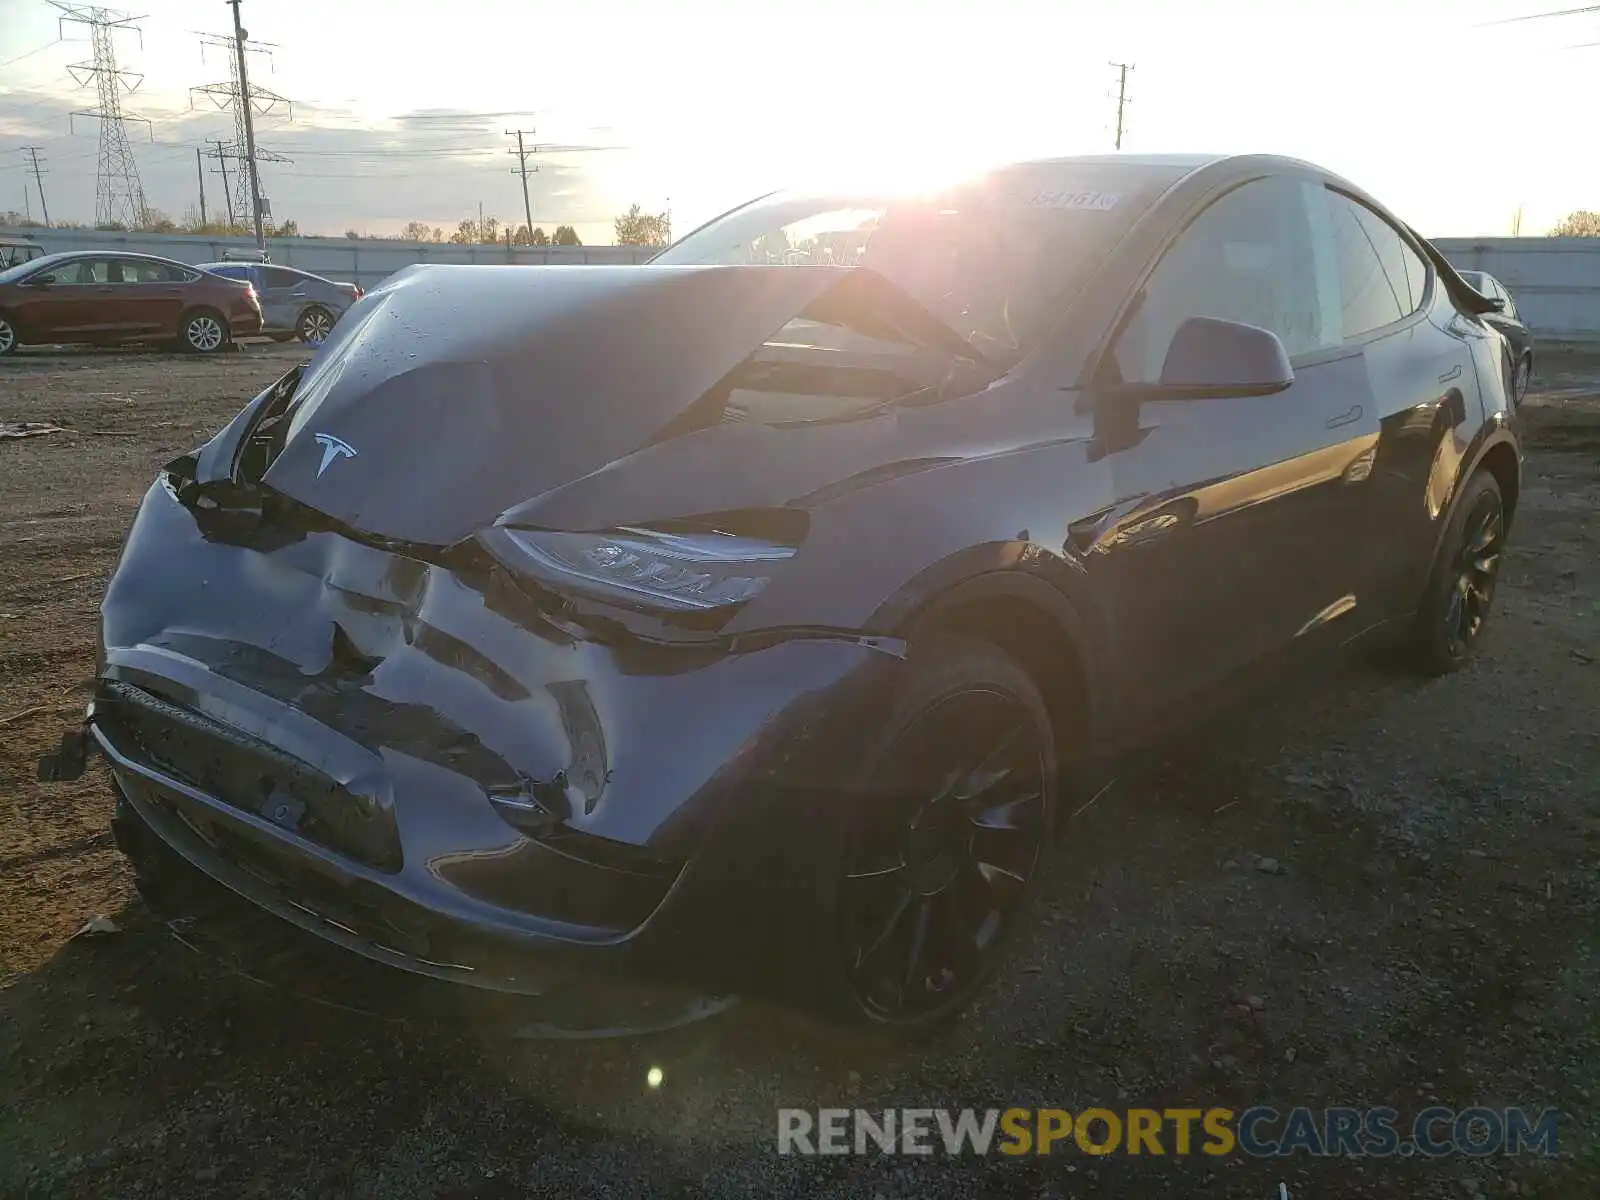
xmin=777 ymin=1106 xmax=1560 ymax=1158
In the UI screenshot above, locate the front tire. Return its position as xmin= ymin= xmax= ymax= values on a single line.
xmin=1409 ymin=470 xmax=1506 ymax=675
xmin=811 ymin=636 xmax=1057 ymax=1036
xmin=1513 ymin=354 xmax=1532 ymax=404
xmin=180 ymin=309 xmax=228 ymax=355
xmin=297 ymin=305 xmax=334 ymax=345
xmin=0 ymin=313 xmax=18 ymax=356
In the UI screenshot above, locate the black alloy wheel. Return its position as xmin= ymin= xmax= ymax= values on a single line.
xmin=827 ymin=638 xmax=1055 ymax=1032
xmin=1513 ymin=355 xmax=1531 ymax=404
xmin=1444 ymin=486 xmax=1505 ymax=658
xmin=1413 ymin=471 xmax=1506 ymax=675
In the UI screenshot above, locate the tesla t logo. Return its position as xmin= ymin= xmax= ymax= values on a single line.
xmin=312 ymin=432 xmax=357 ymax=477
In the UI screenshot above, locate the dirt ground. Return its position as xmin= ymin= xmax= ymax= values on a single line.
xmin=0 ymin=345 xmax=1595 ymax=1200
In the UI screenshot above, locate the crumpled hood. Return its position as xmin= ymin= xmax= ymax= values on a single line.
xmin=261 ymin=263 xmax=857 ymax=545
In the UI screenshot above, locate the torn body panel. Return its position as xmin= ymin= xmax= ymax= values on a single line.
xmin=94 ymin=474 xmax=910 ymax=989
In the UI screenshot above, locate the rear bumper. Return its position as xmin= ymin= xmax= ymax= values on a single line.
xmin=93 ymin=475 xmax=903 ymax=997
xmin=230 ymin=309 xmax=264 ymax=337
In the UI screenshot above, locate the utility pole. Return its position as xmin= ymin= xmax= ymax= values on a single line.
xmin=54 ymin=3 xmax=152 ymax=227
xmin=229 ymin=0 xmax=265 ymax=248
xmin=195 ymin=146 xmax=207 ymax=226
xmin=192 ymin=4 xmax=291 ymax=249
xmin=507 ymin=128 xmax=537 ymax=236
xmin=205 ymin=137 xmax=235 ymax=226
xmin=22 ymin=147 xmax=51 ymax=226
xmin=1110 ymin=60 xmax=1134 ymax=150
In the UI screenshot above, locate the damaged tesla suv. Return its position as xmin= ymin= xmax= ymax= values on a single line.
xmin=42 ymin=154 xmax=1522 ymax=1035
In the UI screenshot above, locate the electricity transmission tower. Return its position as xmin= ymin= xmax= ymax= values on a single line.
xmin=22 ymin=147 xmax=51 ymax=226
xmin=53 ymin=3 xmax=151 ymax=228
xmin=190 ymin=0 xmax=292 ymax=247
xmin=1109 ymin=61 xmax=1134 ymax=150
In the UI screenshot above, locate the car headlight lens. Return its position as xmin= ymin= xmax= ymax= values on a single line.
xmin=484 ymin=524 xmax=797 ymax=612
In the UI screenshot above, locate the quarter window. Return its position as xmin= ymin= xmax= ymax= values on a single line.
xmin=1326 ymin=192 xmax=1427 ymax=338
xmin=1113 ymin=176 xmax=1336 ymax=384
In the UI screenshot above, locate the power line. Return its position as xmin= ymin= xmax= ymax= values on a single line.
xmin=53 ymin=3 xmax=151 ymax=227
xmin=1479 ymin=3 xmax=1600 ymax=24
xmin=22 ymin=146 xmax=50 ymax=225
xmin=1110 ymin=61 xmax=1134 ymax=151
xmin=0 ymin=39 xmax=63 ymax=70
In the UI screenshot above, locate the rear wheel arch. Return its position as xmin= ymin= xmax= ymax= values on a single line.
xmin=1476 ymin=439 xmax=1520 ymax=530
xmin=1417 ymin=431 xmax=1521 ymax=609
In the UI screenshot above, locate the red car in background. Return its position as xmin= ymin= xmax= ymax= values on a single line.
xmin=0 ymin=250 xmax=263 ymax=356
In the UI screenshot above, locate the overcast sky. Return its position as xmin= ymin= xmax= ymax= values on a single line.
xmin=2 ymin=0 xmax=1598 ymax=240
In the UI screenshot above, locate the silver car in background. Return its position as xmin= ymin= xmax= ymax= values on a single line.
xmin=197 ymin=261 xmax=362 ymax=345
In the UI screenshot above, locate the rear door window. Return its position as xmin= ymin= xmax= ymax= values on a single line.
xmin=79 ymin=259 xmax=131 ymax=284
xmin=125 ymin=260 xmax=177 ymax=283
xmin=263 ymin=267 xmax=302 ymax=289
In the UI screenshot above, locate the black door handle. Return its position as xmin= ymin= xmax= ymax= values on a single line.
xmin=1325 ymin=404 xmax=1363 ymax=430
xmin=1438 ymin=364 xmax=1463 ymax=385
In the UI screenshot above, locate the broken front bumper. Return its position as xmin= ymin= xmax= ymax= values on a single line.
xmin=59 ymin=476 xmax=905 ymax=1001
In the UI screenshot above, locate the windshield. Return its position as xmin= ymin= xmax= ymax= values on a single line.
xmin=655 ymin=163 xmax=1170 ymax=361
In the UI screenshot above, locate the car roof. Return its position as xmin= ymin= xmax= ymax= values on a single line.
xmin=29 ymin=249 xmax=195 ymax=268
xmin=200 ymin=260 xmax=322 ymax=279
xmin=1010 ymin=152 xmax=1223 ymax=175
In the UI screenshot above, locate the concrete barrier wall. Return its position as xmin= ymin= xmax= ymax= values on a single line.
xmin=8 ymin=225 xmax=1600 ymax=343
xmin=0 ymin=227 xmax=654 ymax=290
xmin=1432 ymin=238 xmax=1600 ymax=345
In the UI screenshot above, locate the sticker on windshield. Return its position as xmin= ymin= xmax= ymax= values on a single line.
xmin=1025 ymin=190 xmax=1121 ymax=211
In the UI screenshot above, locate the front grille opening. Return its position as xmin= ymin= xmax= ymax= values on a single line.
xmin=100 ymin=681 xmax=402 ymax=873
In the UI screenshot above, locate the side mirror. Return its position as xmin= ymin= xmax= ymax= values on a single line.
xmin=1486 ymin=296 xmax=1506 ymax=313
xmin=27 ymin=274 xmax=55 ymax=289
xmin=1114 ymin=316 xmax=1295 ymax=401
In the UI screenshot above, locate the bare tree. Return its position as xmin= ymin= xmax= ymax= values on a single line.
xmin=400 ymin=220 xmax=444 ymax=243
xmin=1550 ymin=211 xmax=1600 ymax=236
xmin=613 ymin=203 xmax=671 ymax=246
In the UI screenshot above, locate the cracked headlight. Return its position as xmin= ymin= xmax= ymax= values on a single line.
xmin=483 ymin=524 xmax=797 ymax=613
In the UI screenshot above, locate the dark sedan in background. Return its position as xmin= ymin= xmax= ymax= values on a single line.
xmin=42 ymin=153 xmax=1523 ymax=1037
xmin=1459 ymin=269 xmax=1533 ymax=401
xmin=0 ymin=251 xmax=262 ymax=355
xmin=198 ymin=260 xmax=362 ymax=345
